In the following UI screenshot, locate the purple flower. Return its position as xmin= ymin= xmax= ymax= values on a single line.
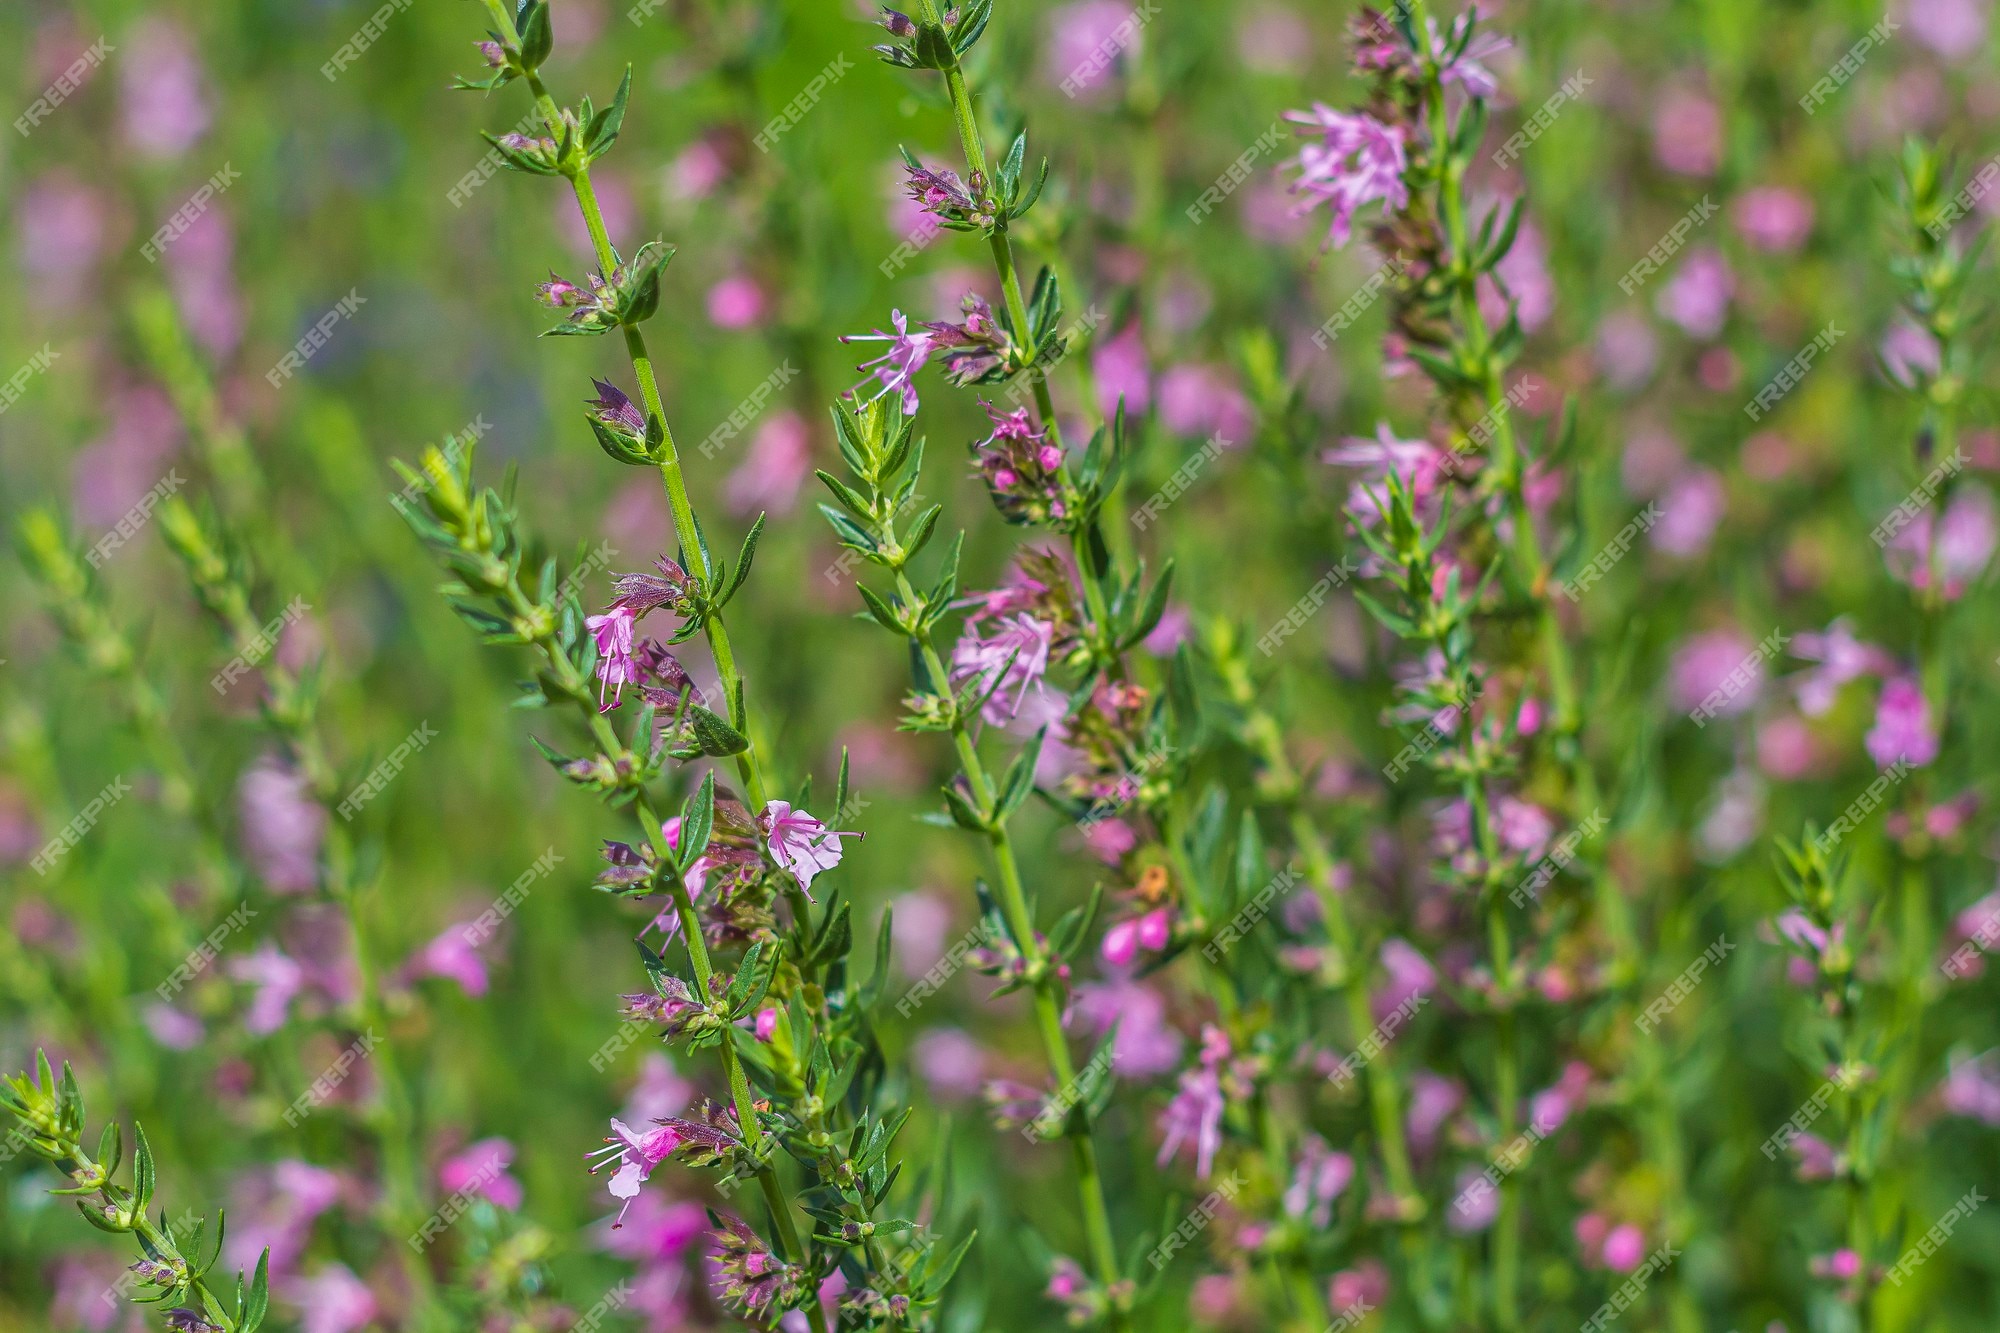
xmin=1157 ymin=1062 xmax=1226 ymax=1180
xmin=587 ymin=1117 xmax=683 ymax=1224
xmin=586 ymin=604 xmax=641 ymax=711
xmin=911 ymin=1028 xmax=989 ymax=1101
xmin=925 ymin=295 xmax=1014 ymax=385
xmin=1866 ymin=676 xmax=1938 ymax=768
xmin=1282 ymin=105 xmax=1409 ymax=251
xmin=1042 ymin=1 xmax=1143 ymax=100
xmin=120 ymin=19 xmax=211 ymax=160
xmin=707 ymin=274 xmax=767 ymax=329
xmin=239 ymin=755 xmax=325 ymax=894
xmin=1447 ymin=1166 xmax=1501 ymax=1232
xmin=711 ymin=1213 xmax=804 ymax=1318
xmin=949 ymin=612 xmax=1055 ymax=724
xmin=587 ymin=378 xmax=647 ymax=435
xmin=1283 ymin=1134 xmax=1355 ymax=1228
xmin=759 ymin=801 xmax=862 ymax=898
xmin=1427 ymin=14 xmax=1512 ymax=97
xmin=1157 ymin=363 xmax=1253 ymax=444
xmin=1880 ymin=321 xmax=1943 ymax=388
xmin=440 ymin=1137 xmax=524 ymax=1210
xmin=902 ymin=161 xmax=990 ymax=226
xmin=1669 ymin=629 xmax=1760 ymax=715
xmin=1327 ymin=421 xmax=1449 ymax=522
xmin=1092 ymin=321 xmax=1152 ymax=417
xmin=1372 ymin=937 xmax=1437 ymax=1022
xmin=1656 ymin=247 xmax=1734 ymax=339
xmin=1790 ymin=619 xmax=1893 ymax=716
xmin=406 ymin=924 xmax=489 ymax=997
xmin=1651 ymin=89 xmax=1721 ymax=178
xmin=727 ymin=410 xmax=812 ymax=518
xmin=289 ymin=1264 xmax=377 ymax=1333
xmin=1733 ymin=187 xmax=1815 ymax=252
xmin=229 ymin=944 xmax=306 ymax=1035
xmin=1650 ymin=468 xmax=1727 ymax=559
xmin=1908 ymin=0 xmax=1989 ymax=61
xmin=1940 ymin=1052 xmax=2000 ymax=1125
xmin=1885 ymin=487 xmax=1996 ymax=600
xmin=1073 ymin=976 xmax=1184 ymax=1079
xmin=595 ymin=1189 xmax=707 ymax=1264
xmin=840 ymin=309 xmax=936 ymax=413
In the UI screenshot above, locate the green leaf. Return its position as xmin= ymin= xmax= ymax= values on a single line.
xmin=901 ymin=504 xmax=943 ymax=562
xmin=687 ymin=705 xmax=750 ymax=757
xmin=517 ymin=0 xmax=553 ymax=71
xmin=718 ymin=513 xmax=765 ymax=608
xmin=132 ymin=1122 xmax=156 ymax=1217
xmin=940 ymin=782 xmax=990 ymax=832
xmin=587 ymin=415 xmax=655 ymax=466
xmin=585 ymin=65 xmax=632 ymax=161
xmin=856 ymin=583 xmax=908 ymax=634
xmin=679 ymin=772 xmax=716 ymax=868
xmin=241 ymin=1250 xmax=270 ymax=1333
xmin=1117 ymin=558 xmax=1176 ymax=651
xmin=96 ymin=1122 xmax=122 ymax=1179
xmin=996 ymin=728 xmax=1044 ymax=819
xmin=819 ymin=503 xmax=878 ymax=554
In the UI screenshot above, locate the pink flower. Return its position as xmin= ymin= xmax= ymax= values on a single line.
xmin=1156 ymin=363 xmax=1252 ymax=443
xmin=1093 ymin=322 xmax=1152 ymax=418
xmin=840 ymin=309 xmax=935 ymax=413
xmin=1733 ymin=187 xmax=1814 ymax=252
xmin=1884 ymin=487 xmax=1996 ymax=599
xmin=707 ymin=274 xmax=767 ymax=329
xmin=1480 ymin=217 xmax=1555 ymax=333
xmin=407 ymin=924 xmax=489 ymax=997
xmin=759 ymin=801 xmax=862 ymax=898
xmin=1866 ymin=676 xmax=1938 ymax=768
xmin=1601 ymin=1224 xmax=1647 ymax=1273
xmin=1880 ymin=321 xmax=1942 ymax=388
xmin=1757 ymin=716 xmax=1818 ymax=781
xmin=666 ymin=137 xmax=729 ymax=201
xmin=1081 ymin=817 xmax=1139 ymax=864
xmin=1790 ymin=1131 xmax=1840 ymax=1180
xmin=1158 ymin=1059 xmax=1226 ymax=1180
xmin=588 ymin=1117 xmax=684 ymax=1224
xmin=586 ymin=604 xmax=641 ymax=710
xmin=1668 ymin=630 xmax=1759 ymax=715
xmin=1790 ymin=619 xmax=1894 ymax=715
xmin=726 ymin=410 xmax=812 ymax=517
xmin=288 ymin=1263 xmax=376 ymax=1333
xmin=1073 ymin=976 xmax=1184 ymax=1079
xmin=1238 ymin=6 xmax=1310 ymax=74
xmin=1327 ymin=421 xmax=1450 ymax=522
xmin=1371 ymin=937 xmax=1436 ymax=1023
xmin=1940 ymin=1052 xmax=2000 ymax=1125
xmin=1907 ymin=0 xmax=1988 ymax=61
xmin=623 ymin=1051 xmax=694 ymax=1126
xmin=439 ymin=1138 xmax=523 ymax=1210
xmin=1595 ymin=311 xmax=1659 ymax=393
xmin=1282 ymin=105 xmax=1409 ymax=251
xmin=1651 ymin=89 xmax=1722 ymax=177
xmin=1327 ymin=1258 xmax=1389 ymax=1315
xmin=949 ymin=613 xmax=1054 ymax=725
xmin=1042 ymin=1 xmax=1142 ymax=99
xmin=911 ymin=1028 xmax=988 ymax=1100
xmin=120 ymin=19 xmax=211 ymax=160
xmin=1283 ymin=1134 xmax=1355 ymax=1228
xmin=239 ymin=756 xmax=326 ymax=894
xmin=753 ymin=1007 xmax=780 ymax=1042
xmin=1651 ymin=468 xmax=1727 ymax=558
xmin=230 ymin=944 xmax=306 ymax=1035
xmin=1447 ymin=1167 xmax=1500 ymax=1232
xmin=1405 ymin=1071 xmax=1463 ymax=1152
xmin=143 ymin=1003 xmax=205 ymax=1050
xmin=1656 ymin=247 xmax=1734 ymax=339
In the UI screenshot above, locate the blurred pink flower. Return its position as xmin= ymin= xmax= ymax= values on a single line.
xmin=1446 ymin=1167 xmax=1500 ymax=1232
xmin=1940 ymin=1052 xmax=2000 ymax=1124
xmin=1866 ymin=676 xmax=1938 ymax=768
xmin=143 ymin=1003 xmax=205 ymax=1050
xmin=166 ymin=209 xmax=246 ymax=358
xmin=1074 ymin=975 xmax=1184 ymax=1079
xmin=1790 ymin=1131 xmax=1840 ymax=1180
xmin=911 ymin=1028 xmax=988 ymax=1100
xmin=890 ymin=889 xmax=954 ymax=978
xmin=1092 ymin=322 xmax=1152 ymax=418
xmin=1594 ymin=310 xmax=1659 ymax=393
xmin=1619 ymin=426 xmax=1685 ymax=499
xmin=557 ymin=172 xmax=635 ymax=258
xmin=1790 ymin=618 xmax=1893 ymax=716
xmin=1480 ymin=217 xmax=1554 ymax=333
xmin=666 ymin=137 xmax=729 ymax=202
xmin=17 ymin=171 xmax=108 ymax=306
xmin=71 ymin=386 xmax=184 ymax=529
xmin=1651 ymin=88 xmax=1722 ymax=177
xmin=230 ymin=944 xmax=306 ymax=1035
xmin=49 ymin=1252 xmax=130 ymax=1332
xmin=239 ymin=755 xmax=326 ymax=894
xmin=406 ymin=924 xmax=489 ymax=997
xmin=1650 ymin=467 xmax=1726 ymax=558
xmin=1157 ymin=362 xmax=1252 ymax=442
xmin=1669 ymin=630 xmax=1760 ymax=714
xmin=1157 ymin=1034 xmax=1228 ymax=1179
xmin=1043 ymin=1 xmax=1142 ymax=99
xmin=120 ymin=19 xmax=211 ymax=159
xmin=1282 ymin=105 xmax=1409 ymax=250
xmin=623 ymin=1052 xmax=694 ymax=1127
xmin=227 ymin=1161 xmax=344 ymax=1279
xmin=596 ymin=1190 xmax=708 ymax=1264
xmin=1405 ymin=1071 xmax=1463 ymax=1153
xmin=1733 ymin=187 xmax=1814 ymax=252
xmin=1655 ymin=247 xmax=1734 ymax=339
xmin=1371 ymin=937 xmax=1436 ymax=1022
xmin=290 ymin=1264 xmax=377 ymax=1333
xmin=726 ymin=410 xmax=812 ymax=517
xmin=1906 ymin=0 xmax=1989 ymax=60
xmin=1081 ymin=817 xmax=1139 ymax=863
xmin=1697 ymin=768 xmax=1765 ymax=861
xmin=1282 ymin=1134 xmax=1354 ymax=1228
xmin=707 ymin=274 xmax=767 ymax=329
xmin=1327 ymin=1258 xmax=1390 ymax=1315
xmin=1880 ymin=320 xmax=1942 ymax=387
xmin=1237 ymin=6 xmax=1310 ymax=74
xmin=1884 ymin=487 xmax=1996 ymax=598
xmin=1756 ymin=715 xmax=1818 ymax=781
xmin=1601 ymin=1224 xmax=1647 ymax=1272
